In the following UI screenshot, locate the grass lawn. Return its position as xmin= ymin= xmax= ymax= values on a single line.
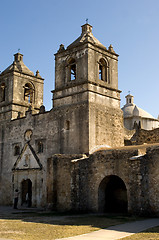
xmin=0 ymin=212 xmax=140 ymax=240
xmin=121 ymin=226 xmax=159 ymax=240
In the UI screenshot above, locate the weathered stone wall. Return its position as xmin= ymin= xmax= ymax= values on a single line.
xmin=128 ymin=146 xmax=159 ymax=216
xmin=89 ymin=103 xmax=124 ymax=150
xmin=13 ymin=170 xmax=44 ymax=207
xmin=12 ymin=71 xmax=44 ymax=116
xmin=0 ymin=54 xmax=44 ymax=121
xmin=2 ymin=24 xmax=158 ymax=216
xmin=53 ymin=27 xmax=123 ymax=152
xmin=71 ymin=148 xmax=138 ymax=213
xmin=124 ymin=127 xmax=136 ymax=145
xmin=47 ymin=154 xmax=86 ymax=211
xmin=48 ymin=145 xmax=159 ymax=216
xmin=0 ymin=102 xmax=89 ymax=206
xmin=132 ymin=128 xmax=159 ymax=145
xmin=144 ymin=147 xmax=159 ymax=215
xmin=124 ymin=127 xmax=136 ymax=140
xmin=0 ymin=110 xmax=51 ymax=206
xmin=54 ymin=45 xmax=88 ymax=91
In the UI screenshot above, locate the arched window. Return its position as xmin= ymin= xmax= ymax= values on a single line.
xmin=0 ymin=83 xmax=6 ymax=102
xmin=68 ymin=58 xmax=76 ymax=81
xmin=14 ymin=146 xmax=20 ymax=156
xmin=98 ymin=58 xmax=109 ymax=82
xmin=38 ymin=141 xmax=43 ymax=153
xmin=24 ymin=83 xmax=34 ymax=103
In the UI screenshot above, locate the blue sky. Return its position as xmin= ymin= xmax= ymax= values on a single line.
xmin=1 ymin=0 xmax=159 ymax=117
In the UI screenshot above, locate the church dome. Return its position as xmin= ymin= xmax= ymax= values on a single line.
xmin=133 ymin=105 xmax=154 ymax=119
xmin=123 ymin=105 xmax=155 ymax=119
xmin=122 ymin=94 xmax=155 ymax=120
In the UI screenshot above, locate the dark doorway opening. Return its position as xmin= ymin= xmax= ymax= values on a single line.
xmin=98 ymin=175 xmax=128 ymax=213
xmin=21 ymin=179 xmax=32 ymax=207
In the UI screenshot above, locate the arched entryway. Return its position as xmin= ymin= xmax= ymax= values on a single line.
xmin=98 ymin=175 xmax=128 ymax=213
xmin=21 ymin=179 xmax=32 ymax=207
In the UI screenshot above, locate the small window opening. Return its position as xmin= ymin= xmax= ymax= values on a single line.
xmin=99 ymin=64 xmax=103 ymax=80
xmin=129 ymin=99 xmax=131 ymax=103
xmin=68 ymin=59 xmax=76 ymax=81
xmin=71 ymin=64 xmax=76 ymax=80
xmin=0 ymin=83 xmax=6 ymax=102
xmin=66 ymin=120 xmax=70 ymax=130
xmin=98 ymin=59 xmax=108 ymax=82
xmin=24 ymin=83 xmax=33 ymax=103
xmin=38 ymin=141 xmax=43 ymax=153
xmin=14 ymin=146 xmax=20 ymax=156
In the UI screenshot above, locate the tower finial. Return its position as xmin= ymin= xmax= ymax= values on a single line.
xmin=86 ymin=18 xmax=88 ymax=24
xmin=128 ymin=90 xmax=130 ymax=95
xmin=18 ymin=48 xmax=20 ymax=53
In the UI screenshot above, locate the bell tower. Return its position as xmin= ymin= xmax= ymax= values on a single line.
xmin=52 ymin=23 xmax=124 ymax=153
xmin=0 ymin=53 xmax=44 ymax=121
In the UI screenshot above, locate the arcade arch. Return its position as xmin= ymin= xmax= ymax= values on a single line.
xmin=98 ymin=175 xmax=128 ymax=213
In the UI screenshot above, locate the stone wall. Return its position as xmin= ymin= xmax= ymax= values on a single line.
xmin=0 ymin=102 xmax=89 ymax=206
xmin=47 ymin=154 xmax=86 ymax=211
xmin=47 ymin=145 xmax=159 ymax=216
xmin=0 ymin=53 xmax=44 ymax=121
xmin=124 ymin=126 xmax=159 ymax=146
xmin=132 ymin=128 xmax=159 ymax=145
xmin=89 ymin=104 xmax=124 ymax=151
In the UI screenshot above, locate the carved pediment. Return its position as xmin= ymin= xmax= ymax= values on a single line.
xmin=12 ymin=142 xmax=42 ymax=171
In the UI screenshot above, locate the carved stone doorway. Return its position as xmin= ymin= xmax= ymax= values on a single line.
xmin=98 ymin=175 xmax=128 ymax=213
xmin=21 ymin=179 xmax=32 ymax=207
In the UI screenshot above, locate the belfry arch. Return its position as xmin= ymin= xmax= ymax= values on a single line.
xmin=98 ymin=58 xmax=109 ymax=82
xmin=24 ymin=83 xmax=34 ymax=103
xmin=98 ymin=175 xmax=128 ymax=213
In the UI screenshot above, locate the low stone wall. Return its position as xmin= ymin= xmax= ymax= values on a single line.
xmin=124 ymin=127 xmax=159 ymax=146
xmin=131 ymin=128 xmax=159 ymax=145
xmin=47 ymin=145 xmax=159 ymax=216
xmin=124 ymin=127 xmax=136 ymax=145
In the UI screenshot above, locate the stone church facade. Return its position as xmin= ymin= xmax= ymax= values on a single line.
xmin=0 ymin=23 xmax=159 ymax=216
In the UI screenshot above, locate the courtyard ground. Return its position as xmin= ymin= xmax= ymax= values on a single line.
xmin=0 ymin=207 xmax=159 ymax=240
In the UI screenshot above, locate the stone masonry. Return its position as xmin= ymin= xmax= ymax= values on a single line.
xmin=0 ymin=24 xmax=159 ymax=216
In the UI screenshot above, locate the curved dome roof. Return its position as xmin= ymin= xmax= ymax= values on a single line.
xmin=122 ymin=94 xmax=156 ymax=120
xmin=122 ymin=104 xmax=155 ymax=119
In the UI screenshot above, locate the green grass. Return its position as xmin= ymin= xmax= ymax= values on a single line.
xmin=0 ymin=213 xmax=141 ymax=240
